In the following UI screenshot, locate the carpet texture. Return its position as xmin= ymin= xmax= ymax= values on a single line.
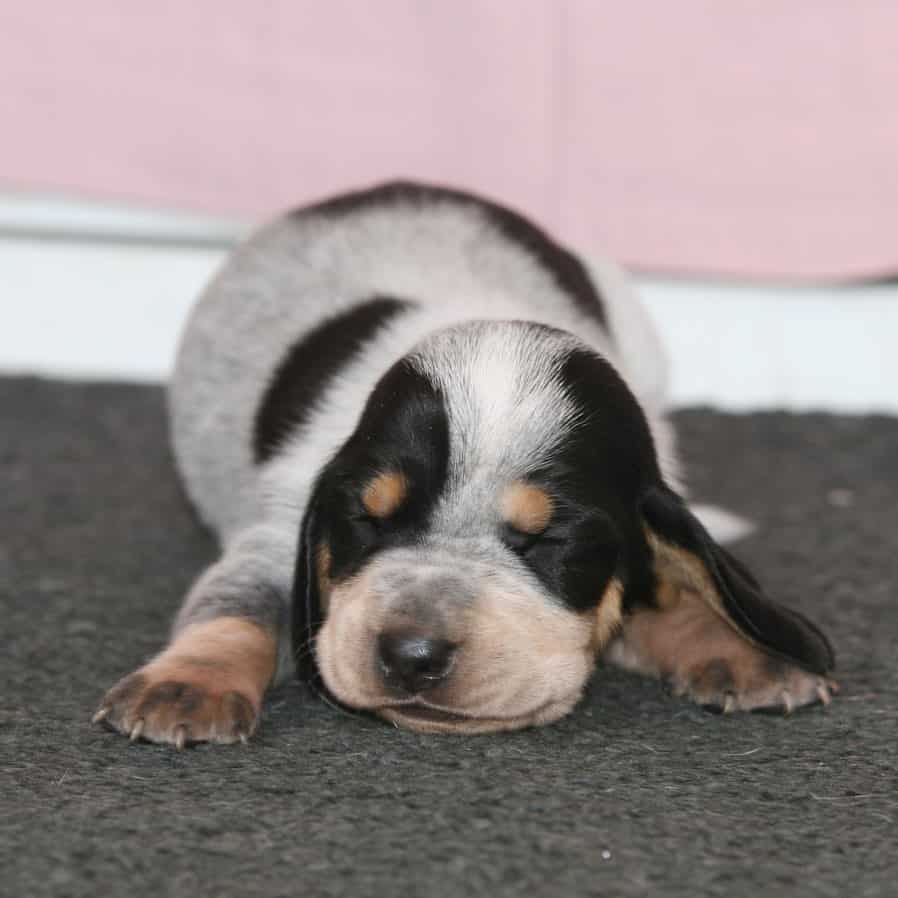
xmin=1 ymin=377 xmax=896 ymax=898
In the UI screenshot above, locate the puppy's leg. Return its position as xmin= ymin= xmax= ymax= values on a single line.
xmin=605 ymin=589 xmax=837 ymax=714
xmin=93 ymin=524 xmax=292 ymax=747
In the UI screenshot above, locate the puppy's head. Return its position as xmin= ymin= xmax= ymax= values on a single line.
xmin=292 ymin=321 xmax=831 ymax=733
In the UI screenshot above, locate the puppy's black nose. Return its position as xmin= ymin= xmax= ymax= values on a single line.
xmin=377 ymin=632 xmax=456 ymax=693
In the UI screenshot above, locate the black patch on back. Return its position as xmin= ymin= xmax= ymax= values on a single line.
xmin=291 ymin=359 xmax=450 ymax=677
xmin=294 ymin=180 xmax=608 ymax=331
xmin=253 ymin=296 xmax=412 ymax=464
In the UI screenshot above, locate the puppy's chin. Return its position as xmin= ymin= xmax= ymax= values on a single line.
xmin=375 ymin=694 xmax=581 ymax=735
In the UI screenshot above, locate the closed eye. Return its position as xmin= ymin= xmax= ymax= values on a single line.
xmin=502 ymin=523 xmax=550 ymax=555
xmin=348 ymin=503 xmax=394 ymax=536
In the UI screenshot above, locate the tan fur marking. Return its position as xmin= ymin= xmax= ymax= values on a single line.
xmin=607 ymin=591 xmax=833 ymax=712
xmin=362 ymin=471 xmax=408 ymax=518
xmin=616 ymin=593 xmax=751 ymax=680
xmin=501 ymin=482 xmax=553 ymax=534
xmin=164 ymin=617 xmax=277 ymax=696
xmin=644 ymin=527 xmax=754 ymax=642
xmin=592 ymin=578 xmax=624 ymax=652
xmin=94 ymin=617 xmax=277 ymax=746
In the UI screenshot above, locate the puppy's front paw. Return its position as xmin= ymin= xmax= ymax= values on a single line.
xmin=93 ymin=659 xmax=259 ymax=748
xmin=93 ymin=617 xmax=276 ymax=748
xmin=669 ymin=651 xmax=838 ymax=715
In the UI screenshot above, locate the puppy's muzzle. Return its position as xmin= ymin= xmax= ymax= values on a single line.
xmin=377 ymin=631 xmax=457 ymax=694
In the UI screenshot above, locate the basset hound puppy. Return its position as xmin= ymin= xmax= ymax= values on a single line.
xmin=94 ymin=182 xmax=836 ymax=747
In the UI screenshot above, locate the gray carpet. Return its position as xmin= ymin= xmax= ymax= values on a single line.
xmin=2 ymin=377 xmax=896 ymax=898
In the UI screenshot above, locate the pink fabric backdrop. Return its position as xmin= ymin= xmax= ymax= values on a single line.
xmin=3 ymin=1 xmax=897 ymax=280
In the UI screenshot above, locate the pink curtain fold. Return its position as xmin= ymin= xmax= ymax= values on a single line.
xmin=2 ymin=1 xmax=897 ymax=280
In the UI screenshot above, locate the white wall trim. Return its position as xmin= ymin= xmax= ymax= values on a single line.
xmin=1 ymin=193 xmax=895 ymax=413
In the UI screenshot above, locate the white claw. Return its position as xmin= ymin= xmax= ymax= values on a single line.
xmin=129 ymin=719 xmax=144 ymax=742
xmin=239 ymin=732 xmax=249 ymax=746
xmin=723 ymin=694 xmax=736 ymax=714
xmin=816 ymin=683 xmax=832 ymax=707
xmin=174 ymin=725 xmax=187 ymax=751
xmin=782 ymin=691 xmax=795 ymax=715
xmin=92 ymin=707 xmax=109 ymax=725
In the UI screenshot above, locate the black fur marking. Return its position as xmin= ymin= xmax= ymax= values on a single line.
xmin=291 ymin=359 xmax=450 ymax=679
xmin=640 ymin=485 xmax=835 ymax=675
xmin=509 ymin=344 xmax=659 ymax=612
xmin=513 ymin=510 xmax=623 ymax=612
xmin=296 ymin=180 xmax=608 ymax=331
xmin=253 ymin=295 xmax=413 ymax=464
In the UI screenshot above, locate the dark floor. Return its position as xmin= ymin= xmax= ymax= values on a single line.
xmin=1 ymin=377 xmax=896 ymax=898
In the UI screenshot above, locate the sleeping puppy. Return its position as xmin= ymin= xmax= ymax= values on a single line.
xmin=93 ymin=182 xmax=836 ymax=747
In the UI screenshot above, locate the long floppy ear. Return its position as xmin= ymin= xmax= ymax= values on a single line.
xmin=291 ymin=492 xmax=325 ymax=681
xmin=639 ymin=485 xmax=835 ymax=675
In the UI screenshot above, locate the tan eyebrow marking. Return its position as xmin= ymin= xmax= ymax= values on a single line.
xmin=361 ymin=471 xmax=409 ymax=518
xmin=500 ymin=482 xmax=554 ymax=534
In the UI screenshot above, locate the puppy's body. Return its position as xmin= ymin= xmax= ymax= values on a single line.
xmin=96 ymin=183 xmax=836 ymax=746
xmin=170 ymin=184 xmax=672 ymax=670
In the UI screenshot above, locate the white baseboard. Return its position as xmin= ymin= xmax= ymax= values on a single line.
xmin=638 ymin=278 xmax=898 ymax=413
xmin=1 ymin=193 xmax=895 ymax=413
